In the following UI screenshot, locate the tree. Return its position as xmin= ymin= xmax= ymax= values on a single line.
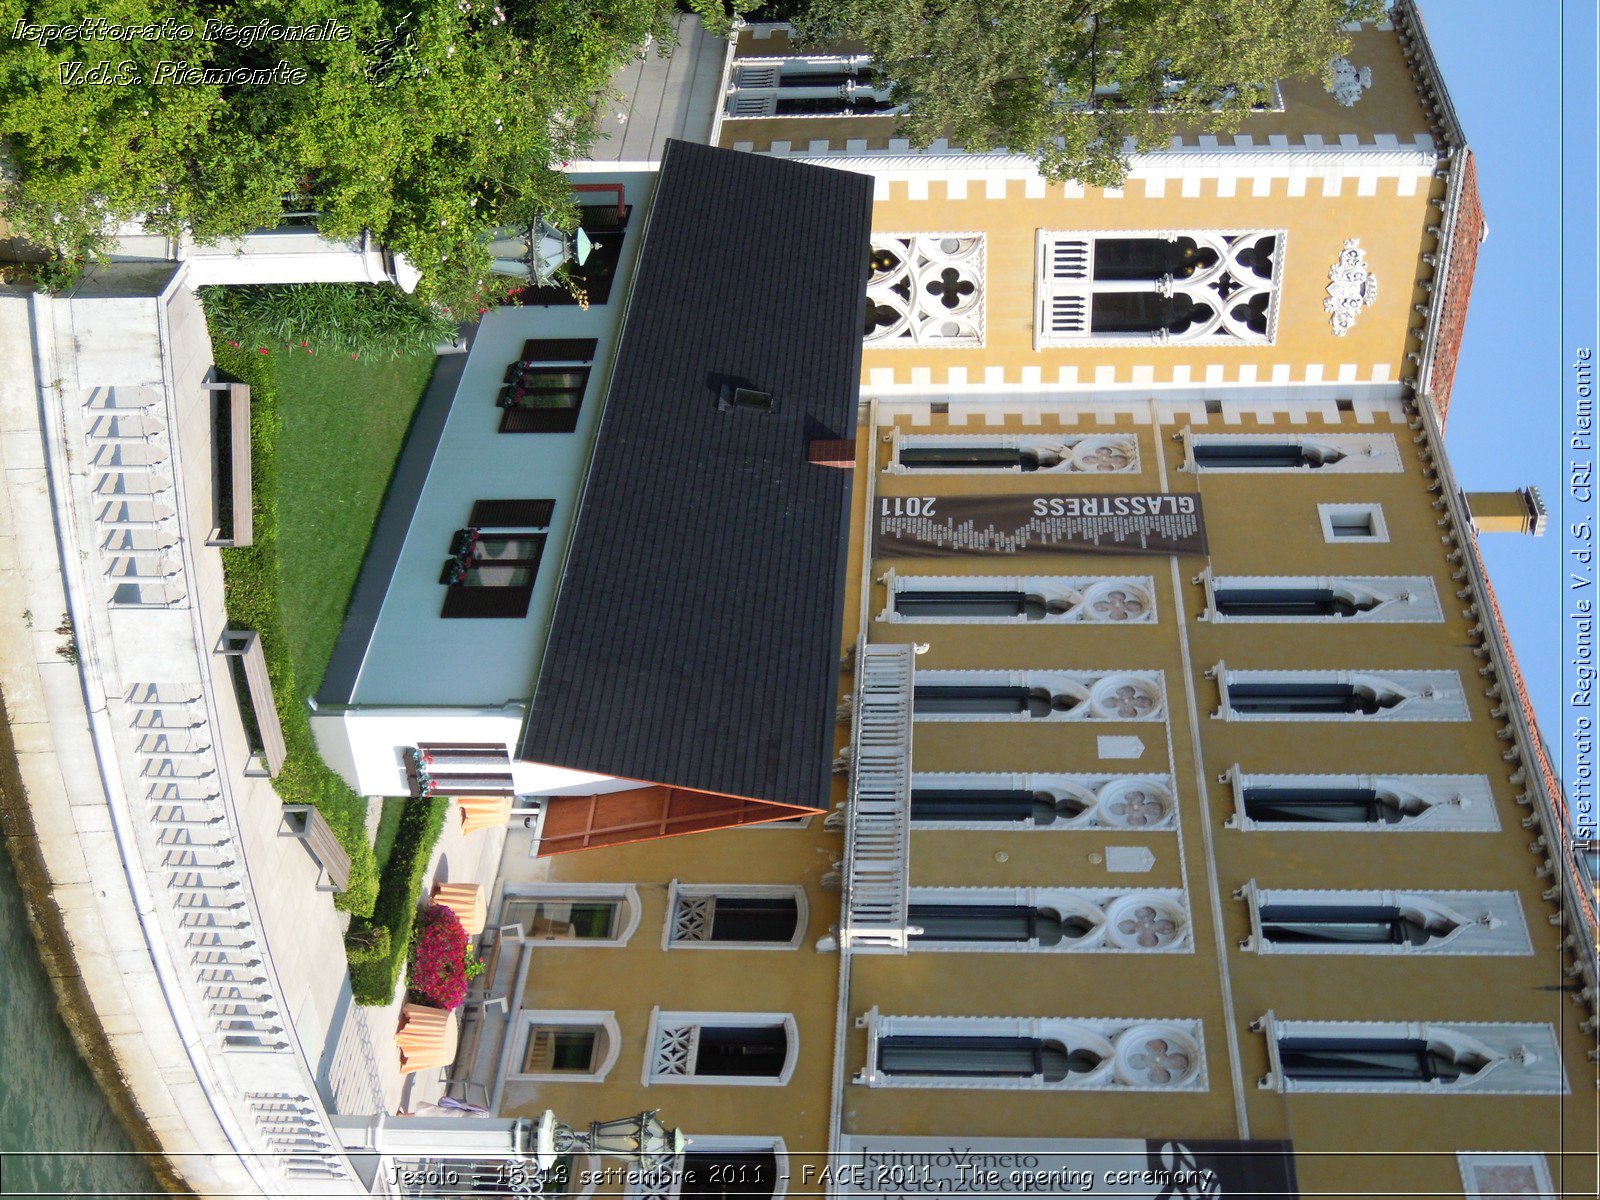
xmin=0 ymin=0 xmax=718 ymax=311
xmin=793 ymin=0 xmax=1387 ymax=187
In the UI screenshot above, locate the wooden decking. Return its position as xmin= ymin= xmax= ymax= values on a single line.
xmin=219 ymin=629 xmax=285 ymax=776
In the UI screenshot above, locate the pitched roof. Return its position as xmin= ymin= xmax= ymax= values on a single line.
xmin=1424 ymin=151 xmax=1484 ymax=427
xmin=1468 ymin=539 xmax=1597 ymax=932
xmin=517 ymin=140 xmax=873 ymax=809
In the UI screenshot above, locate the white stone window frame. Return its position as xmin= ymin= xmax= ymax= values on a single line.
xmin=1211 ymin=664 xmax=1469 ymax=722
xmin=662 ymin=881 xmax=809 ymax=951
xmin=643 ymin=1008 xmax=800 ymax=1087
xmin=853 ymin=1007 xmax=1208 ymax=1093
xmin=1318 ymin=502 xmax=1389 ymax=543
xmin=910 ymin=771 xmax=1179 ymax=832
xmin=881 ymin=571 xmax=1157 ymax=624
xmin=916 ymin=669 xmax=1165 ymax=723
xmin=1255 ymin=1012 xmax=1568 ymax=1095
xmin=1180 ymin=430 xmax=1403 ymax=473
xmin=1221 ymin=767 xmax=1499 ymax=832
xmin=1199 ymin=571 xmax=1442 ymax=624
xmin=1034 ymin=228 xmax=1285 ymax=350
xmin=496 ymin=883 xmax=642 ymax=948
xmin=1236 ymin=881 xmax=1531 ymax=956
xmin=866 ymin=233 xmax=985 ymax=348
xmin=627 ymin=1136 xmax=791 ymax=1200
xmin=887 ymin=431 xmax=1138 ymax=474
xmin=508 ymin=1009 xmax=622 ymax=1083
xmin=906 ymin=886 xmax=1192 ymax=954
xmin=1457 ymin=1152 xmax=1555 ymax=1199
xmin=725 ymin=54 xmax=899 ymax=119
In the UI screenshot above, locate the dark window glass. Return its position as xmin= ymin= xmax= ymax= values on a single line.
xmin=1193 ymin=442 xmax=1345 ymax=469
xmin=1093 ymin=237 xmax=1218 ymax=281
xmin=908 ymin=904 xmax=1093 ymax=946
xmin=441 ymin=507 xmax=551 ymax=618
xmin=878 ymin=1036 xmax=1100 ymax=1082
xmin=694 ymin=1025 xmax=789 ymax=1077
xmin=898 ymin=446 xmax=1059 ymax=471
xmin=708 ymin=897 xmax=800 ymax=943
xmin=911 ymin=789 xmax=1087 ymax=825
xmin=680 ymin=1151 xmax=779 ymax=1199
xmin=1213 ymin=588 xmax=1369 ymax=617
xmin=1228 ymin=684 xmax=1397 ymax=716
xmin=914 ymin=685 xmax=1066 ymax=717
xmin=1090 ymin=291 xmax=1212 ymax=335
xmin=894 ymin=591 xmax=1048 ymax=620
xmin=1241 ymin=786 xmax=1402 ymax=824
xmin=1278 ymin=1038 xmax=1482 ymax=1083
xmin=1259 ymin=904 xmax=1440 ymax=946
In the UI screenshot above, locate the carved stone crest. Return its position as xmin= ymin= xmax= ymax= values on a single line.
xmin=1324 ymin=238 xmax=1378 ymax=337
xmin=1327 ymin=57 xmax=1373 ymax=106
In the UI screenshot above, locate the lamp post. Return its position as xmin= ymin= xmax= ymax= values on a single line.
xmin=534 ymin=1108 xmax=687 ymax=1174
xmin=483 ymin=220 xmax=594 ymax=285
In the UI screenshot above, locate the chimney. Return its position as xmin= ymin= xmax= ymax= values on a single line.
xmin=1464 ymin=486 xmax=1547 ymax=536
xmin=808 ymin=438 xmax=856 ymax=469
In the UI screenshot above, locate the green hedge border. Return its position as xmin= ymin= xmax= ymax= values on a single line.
xmin=211 ymin=344 xmax=379 ymax=915
xmin=348 ymin=797 xmax=449 ymax=1005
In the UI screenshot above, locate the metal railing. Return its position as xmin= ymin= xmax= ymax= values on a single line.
xmin=840 ymin=641 xmax=914 ymax=952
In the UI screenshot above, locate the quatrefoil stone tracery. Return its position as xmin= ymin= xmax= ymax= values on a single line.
xmin=866 ymin=234 xmax=985 ymax=347
xmin=1126 ymin=1037 xmax=1193 ymax=1084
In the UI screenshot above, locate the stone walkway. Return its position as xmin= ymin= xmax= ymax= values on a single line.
xmin=0 ymin=269 xmax=516 ymax=1197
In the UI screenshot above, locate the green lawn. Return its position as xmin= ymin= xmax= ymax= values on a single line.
xmin=210 ymin=340 xmax=438 ymax=918
xmin=269 ymin=350 xmax=437 ymax=697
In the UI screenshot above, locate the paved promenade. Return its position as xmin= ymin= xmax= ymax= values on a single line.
xmin=0 ymin=268 xmax=499 ymax=1196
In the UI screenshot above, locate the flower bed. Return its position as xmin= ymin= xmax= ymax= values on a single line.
xmin=409 ymin=904 xmax=470 ymax=1010
xmin=346 ymin=797 xmax=449 ymax=1006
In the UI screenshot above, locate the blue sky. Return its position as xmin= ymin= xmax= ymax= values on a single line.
xmin=1421 ymin=2 xmax=1588 ymax=766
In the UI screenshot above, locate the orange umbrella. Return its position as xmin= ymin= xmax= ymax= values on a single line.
xmin=430 ymin=881 xmax=487 ymax=936
xmin=457 ymin=794 xmax=513 ymax=835
xmin=395 ymin=1001 xmax=460 ymax=1074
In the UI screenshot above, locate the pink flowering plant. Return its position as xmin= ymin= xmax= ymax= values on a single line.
xmin=408 ymin=903 xmax=470 ymax=1010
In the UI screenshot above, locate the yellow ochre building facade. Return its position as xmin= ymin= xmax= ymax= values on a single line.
xmin=429 ymin=6 xmax=1597 ymax=1198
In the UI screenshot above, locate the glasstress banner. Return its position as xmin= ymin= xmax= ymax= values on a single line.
xmin=829 ymin=1137 xmax=1298 ymax=1198
xmin=874 ymin=493 xmax=1209 ymax=558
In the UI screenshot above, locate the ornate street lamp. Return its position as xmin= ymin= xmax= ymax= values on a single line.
xmin=484 ymin=220 xmax=593 ymax=285
xmin=533 ymin=1109 xmax=687 ymax=1174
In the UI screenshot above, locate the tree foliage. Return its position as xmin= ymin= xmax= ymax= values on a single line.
xmin=0 ymin=0 xmax=709 ymax=310
xmin=794 ymin=0 xmax=1387 ymax=186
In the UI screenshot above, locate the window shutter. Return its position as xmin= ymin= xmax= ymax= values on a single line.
xmin=729 ymin=92 xmax=776 ymax=116
xmin=520 ymin=338 xmax=597 ymax=364
xmin=736 ymin=64 xmax=779 ymax=88
xmin=1046 ymin=237 xmax=1091 ymax=280
xmin=500 ymin=406 xmax=582 ymax=434
xmin=469 ymin=499 xmax=554 ymax=528
xmin=1046 ymin=295 xmax=1089 ymax=335
xmin=1038 ymin=236 xmax=1092 ymax=340
xmin=440 ymin=584 xmax=534 ymax=619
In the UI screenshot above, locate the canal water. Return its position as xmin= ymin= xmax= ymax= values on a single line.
xmin=0 ymin=842 xmax=162 ymax=1196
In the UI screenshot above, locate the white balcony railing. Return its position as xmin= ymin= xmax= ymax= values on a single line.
xmin=841 ymin=642 xmax=914 ymax=952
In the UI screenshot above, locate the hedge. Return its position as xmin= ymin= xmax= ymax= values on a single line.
xmin=211 ymin=343 xmax=379 ymax=915
xmin=201 ymin=284 xmax=455 ymax=360
xmin=347 ymin=797 xmax=449 ymax=1006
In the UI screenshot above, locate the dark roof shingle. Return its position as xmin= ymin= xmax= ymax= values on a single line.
xmin=517 ymin=140 xmax=873 ymax=809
